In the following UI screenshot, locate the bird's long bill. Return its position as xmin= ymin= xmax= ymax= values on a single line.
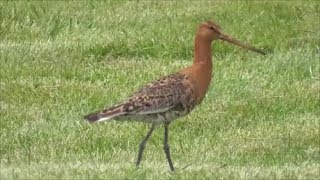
xmin=220 ymin=34 xmax=266 ymax=54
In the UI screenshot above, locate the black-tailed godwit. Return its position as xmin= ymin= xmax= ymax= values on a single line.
xmin=84 ymin=21 xmax=265 ymax=171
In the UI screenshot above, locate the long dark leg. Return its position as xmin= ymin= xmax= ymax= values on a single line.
xmin=164 ymin=122 xmax=174 ymax=171
xmin=136 ymin=123 xmax=155 ymax=167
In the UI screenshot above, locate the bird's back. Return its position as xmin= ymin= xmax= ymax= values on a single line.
xmin=84 ymin=73 xmax=199 ymax=123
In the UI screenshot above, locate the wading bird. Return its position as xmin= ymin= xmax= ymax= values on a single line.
xmin=84 ymin=21 xmax=265 ymax=171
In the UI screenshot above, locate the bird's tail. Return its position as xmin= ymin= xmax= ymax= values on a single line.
xmin=84 ymin=104 xmax=125 ymax=123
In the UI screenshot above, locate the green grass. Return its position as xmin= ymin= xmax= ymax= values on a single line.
xmin=1 ymin=1 xmax=319 ymax=179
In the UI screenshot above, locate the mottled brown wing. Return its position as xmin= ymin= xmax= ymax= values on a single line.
xmin=121 ymin=73 xmax=198 ymax=115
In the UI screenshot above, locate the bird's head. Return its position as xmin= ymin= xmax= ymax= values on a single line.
xmin=197 ymin=21 xmax=266 ymax=54
xmin=197 ymin=21 xmax=223 ymax=41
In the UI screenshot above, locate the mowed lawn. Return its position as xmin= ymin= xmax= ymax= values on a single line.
xmin=0 ymin=1 xmax=319 ymax=179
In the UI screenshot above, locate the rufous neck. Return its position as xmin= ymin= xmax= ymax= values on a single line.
xmin=193 ymin=36 xmax=212 ymax=65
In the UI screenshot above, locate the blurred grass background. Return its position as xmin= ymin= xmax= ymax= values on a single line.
xmin=0 ymin=1 xmax=319 ymax=179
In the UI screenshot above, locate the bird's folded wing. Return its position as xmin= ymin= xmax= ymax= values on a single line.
xmin=121 ymin=73 xmax=195 ymax=115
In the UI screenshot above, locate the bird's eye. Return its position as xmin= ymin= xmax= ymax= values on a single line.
xmin=209 ymin=26 xmax=214 ymax=30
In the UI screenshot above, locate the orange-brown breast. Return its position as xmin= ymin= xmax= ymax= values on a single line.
xmin=179 ymin=61 xmax=213 ymax=104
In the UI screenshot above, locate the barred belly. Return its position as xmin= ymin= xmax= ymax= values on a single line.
xmin=114 ymin=109 xmax=189 ymax=124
